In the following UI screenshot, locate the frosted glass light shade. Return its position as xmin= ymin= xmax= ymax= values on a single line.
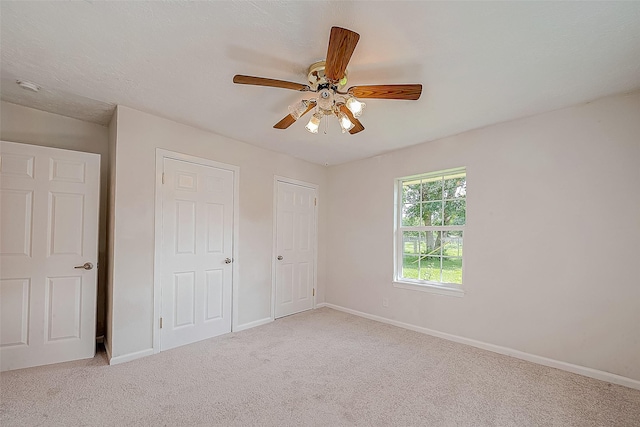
xmin=305 ymin=113 xmax=322 ymax=134
xmin=346 ymin=97 xmax=365 ymax=118
xmin=338 ymin=112 xmax=354 ymax=133
xmin=288 ymin=100 xmax=309 ymax=120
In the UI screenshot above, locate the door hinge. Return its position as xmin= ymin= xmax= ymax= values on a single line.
xmin=162 ymin=172 xmax=165 ymax=184
xmin=314 ymin=198 xmax=317 ymax=206
xmin=160 ymin=317 xmax=163 ymax=329
xmin=312 ymin=288 xmax=315 ymax=297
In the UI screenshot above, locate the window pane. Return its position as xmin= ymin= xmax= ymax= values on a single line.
xmin=424 ymin=231 xmax=441 ymax=256
xmin=421 ymin=176 xmax=443 ymax=201
xmin=444 ymin=199 xmax=465 ymax=225
xmin=442 ymin=230 xmax=463 ymax=257
xmin=402 ymin=255 xmax=420 ymax=279
xmin=403 ymin=231 xmax=420 ymax=255
xmin=402 ymin=204 xmax=421 ymax=226
xmin=420 ymin=256 xmax=441 ymax=282
xmin=422 ymin=201 xmax=443 ymax=226
xmin=443 ymin=174 xmax=466 ymax=199
xmin=397 ymin=169 xmax=465 ymax=287
xmin=442 ymin=257 xmax=462 ymax=284
xmin=402 ymin=181 xmax=421 ymax=204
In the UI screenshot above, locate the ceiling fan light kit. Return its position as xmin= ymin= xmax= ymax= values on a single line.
xmin=289 ymin=99 xmax=310 ymax=120
xmin=305 ymin=112 xmax=322 ymax=134
xmin=345 ymin=97 xmax=365 ymax=118
xmin=337 ymin=111 xmax=355 ymax=133
xmin=233 ymin=26 xmax=422 ymax=135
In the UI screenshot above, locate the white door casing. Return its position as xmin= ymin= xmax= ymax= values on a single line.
xmin=0 ymin=141 xmax=100 ymax=371
xmin=158 ymin=153 xmax=236 ymax=351
xmin=274 ymin=178 xmax=317 ymax=319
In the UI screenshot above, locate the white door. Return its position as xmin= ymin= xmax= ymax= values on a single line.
xmin=0 ymin=141 xmax=100 ymax=371
xmin=274 ymin=180 xmax=317 ymax=318
xmin=160 ymin=157 xmax=234 ymax=351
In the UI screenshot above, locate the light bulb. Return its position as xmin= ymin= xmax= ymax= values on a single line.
xmin=288 ymin=100 xmax=309 ymax=120
xmin=346 ymin=97 xmax=365 ymax=118
xmin=338 ymin=112 xmax=354 ymax=133
xmin=305 ymin=113 xmax=322 ymax=134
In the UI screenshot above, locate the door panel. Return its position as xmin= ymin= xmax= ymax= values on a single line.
xmin=0 ymin=189 xmax=33 ymax=256
xmin=174 ymin=272 xmax=196 ymax=327
xmin=205 ymin=269 xmax=224 ymax=320
xmin=0 ymin=278 xmax=30 ymax=347
xmin=0 ymin=141 xmax=100 ymax=371
xmin=160 ymin=157 xmax=234 ymax=351
xmin=49 ymin=192 xmax=85 ymax=256
xmin=275 ymin=181 xmax=317 ymax=318
xmin=45 ymin=276 xmax=82 ymax=341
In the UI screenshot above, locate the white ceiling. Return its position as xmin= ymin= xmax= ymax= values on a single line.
xmin=2 ymin=2 xmax=640 ymax=166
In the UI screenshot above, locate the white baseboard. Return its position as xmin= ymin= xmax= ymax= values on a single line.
xmin=234 ymin=317 xmax=273 ymax=332
xmin=108 ymin=348 xmax=154 ymax=366
xmin=319 ymin=303 xmax=640 ymax=391
xmin=106 ymin=318 xmax=272 ymax=366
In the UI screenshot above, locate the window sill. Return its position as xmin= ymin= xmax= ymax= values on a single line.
xmin=393 ymin=280 xmax=465 ymax=297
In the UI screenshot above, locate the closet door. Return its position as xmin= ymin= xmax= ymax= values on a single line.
xmin=274 ymin=180 xmax=317 ymax=318
xmin=159 ymin=156 xmax=235 ymax=351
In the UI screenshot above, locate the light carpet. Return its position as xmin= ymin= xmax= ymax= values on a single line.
xmin=1 ymin=307 xmax=639 ymax=426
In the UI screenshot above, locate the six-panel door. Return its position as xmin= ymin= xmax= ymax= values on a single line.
xmin=0 ymin=141 xmax=100 ymax=371
xmin=275 ymin=181 xmax=317 ymax=318
xmin=160 ymin=157 xmax=234 ymax=351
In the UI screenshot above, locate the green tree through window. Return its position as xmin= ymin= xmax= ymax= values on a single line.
xmin=397 ymin=169 xmax=466 ymax=287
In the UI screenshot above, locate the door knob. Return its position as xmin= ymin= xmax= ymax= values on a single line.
xmin=224 ymin=258 xmax=232 ymax=264
xmin=74 ymin=262 xmax=93 ymax=270
xmin=277 ymin=255 xmax=283 ymax=260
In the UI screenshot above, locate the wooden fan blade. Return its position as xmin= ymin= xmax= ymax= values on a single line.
xmin=348 ymin=84 xmax=422 ymax=100
xmin=233 ymin=75 xmax=309 ymax=91
xmin=339 ymin=105 xmax=365 ymax=135
xmin=273 ymin=115 xmax=296 ymax=130
xmin=273 ymin=102 xmax=316 ymax=129
xmin=325 ymin=27 xmax=360 ymax=81
xmin=349 ymin=120 xmax=365 ymax=134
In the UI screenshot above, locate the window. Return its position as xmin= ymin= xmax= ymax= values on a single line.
xmin=394 ymin=168 xmax=466 ymax=295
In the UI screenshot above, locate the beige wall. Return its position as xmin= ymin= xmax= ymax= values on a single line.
xmin=326 ymin=92 xmax=640 ymax=381
xmin=109 ymin=106 xmax=328 ymax=358
xmin=6 ymin=93 xmax=638 ymax=382
xmin=0 ymin=101 xmax=111 ymax=338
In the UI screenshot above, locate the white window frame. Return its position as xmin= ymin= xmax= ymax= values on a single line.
xmin=393 ymin=167 xmax=466 ymax=297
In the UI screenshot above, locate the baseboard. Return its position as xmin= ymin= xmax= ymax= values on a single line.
xmin=108 ymin=348 xmax=154 ymax=366
xmin=320 ymin=303 xmax=640 ymax=391
xmin=234 ymin=317 xmax=273 ymax=332
xmin=106 ymin=318 xmax=272 ymax=365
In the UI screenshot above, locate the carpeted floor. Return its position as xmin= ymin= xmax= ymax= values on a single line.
xmin=1 ymin=307 xmax=639 ymax=426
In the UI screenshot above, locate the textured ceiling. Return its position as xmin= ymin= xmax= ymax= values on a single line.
xmin=2 ymin=1 xmax=640 ymax=165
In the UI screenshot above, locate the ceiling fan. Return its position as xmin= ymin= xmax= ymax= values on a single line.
xmin=233 ymin=27 xmax=422 ymax=135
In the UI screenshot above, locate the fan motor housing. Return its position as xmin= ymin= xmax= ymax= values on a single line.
xmin=307 ymin=61 xmax=347 ymax=90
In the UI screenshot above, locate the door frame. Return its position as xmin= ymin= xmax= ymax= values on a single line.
xmin=153 ymin=149 xmax=239 ymax=353
xmin=271 ymin=176 xmax=319 ymax=320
